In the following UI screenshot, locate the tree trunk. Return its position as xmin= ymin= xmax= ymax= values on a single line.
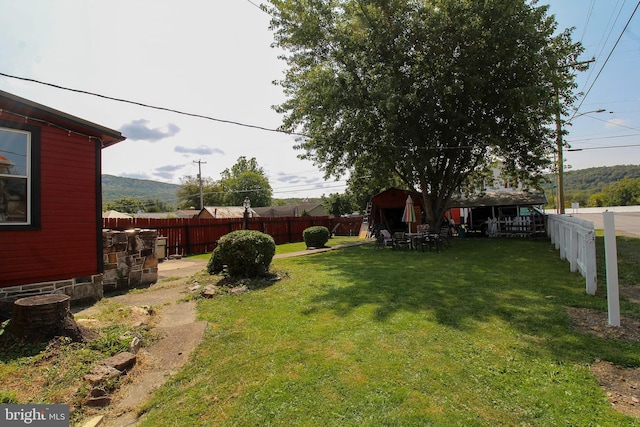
xmin=3 ymin=294 xmax=90 ymax=343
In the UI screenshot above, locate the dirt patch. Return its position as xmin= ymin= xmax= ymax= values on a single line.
xmin=567 ymin=305 xmax=640 ymax=418
xmin=73 ymin=259 xmax=209 ymax=426
xmin=621 ymin=286 xmax=640 ymax=305
xmin=591 ymin=360 xmax=640 ymax=418
xmin=567 ymin=306 xmax=640 ymax=341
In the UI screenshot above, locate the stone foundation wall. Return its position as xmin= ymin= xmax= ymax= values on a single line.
xmin=0 ymin=229 xmax=158 ymax=316
xmin=0 ymin=275 xmax=103 ymax=318
xmin=103 ymin=229 xmax=158 ymax=291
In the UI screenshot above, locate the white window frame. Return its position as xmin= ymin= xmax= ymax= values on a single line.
xmin=0 ymin=127 xmax=31 ymax=226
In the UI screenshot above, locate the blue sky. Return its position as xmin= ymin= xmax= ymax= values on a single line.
xmin=543 ymin=0 xmax=640 ymax=171
xmin=0 ymin=0 xmax=638 ymax=199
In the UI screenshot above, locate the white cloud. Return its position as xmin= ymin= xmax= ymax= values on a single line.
xmin=120 ymin=119 xmax=180 ymax=141
xmin=152 ymin=164 xmax=187 ymax=181
xmin=276 ymin=172 xmax=321 ymax=185
xmin=175 ymin=145 xmax=224 ymax=156
xmin=605 ymin=118 xmax=628 ymax=128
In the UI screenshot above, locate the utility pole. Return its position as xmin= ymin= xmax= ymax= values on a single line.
xmin=555 ymin=87 xmax=566 ymax=214
xmin=555 ymin=58 xmax=595 ymax=215
xmin=193 ymin=159 xmax=207 ymax=210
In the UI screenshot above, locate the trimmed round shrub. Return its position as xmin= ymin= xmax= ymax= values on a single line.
xmin=206 ymin=246 xmax=223 ymax=275
xmin=212 ymin=230 xmax=276 ymax=278
xmin=303 ymin=226 xmax=330 ymax=248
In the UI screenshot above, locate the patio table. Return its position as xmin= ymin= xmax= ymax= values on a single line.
xmin=405 ymin=232 xmax=423 ymax=250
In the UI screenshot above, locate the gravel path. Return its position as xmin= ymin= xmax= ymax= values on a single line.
xmin=79 ymin=258 xmax=208 ymax=427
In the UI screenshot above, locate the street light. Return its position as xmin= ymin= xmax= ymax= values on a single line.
xmin=243 ymin=197 xmax=251 ymax=230
xmin=555 ymin=108 xmax=606 ymax=214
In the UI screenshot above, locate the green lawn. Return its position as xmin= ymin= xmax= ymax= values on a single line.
xmin=188 ymin=235 xmax=365 ymax=259
xmin=139 ymin=238 xmax=640 ymax=426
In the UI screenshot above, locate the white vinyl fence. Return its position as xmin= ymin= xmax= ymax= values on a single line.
xmin=547 ymin=214 xmax=597 ymax=295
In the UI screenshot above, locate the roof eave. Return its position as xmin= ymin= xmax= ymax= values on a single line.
xmin=0 ymin=89 xmax=126 ymax=148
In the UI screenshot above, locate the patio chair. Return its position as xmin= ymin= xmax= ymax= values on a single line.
xmin=416 ymin=233 xmax=437 ymax=252
xmin=439 ymin=225 xmax=452 ymax=249
xmin=393 ymin=232 xmax=411 ymax=250
xmin=416 ymin=224 xmax=430 ymax=234
xmin=376 ymin=229 xmax=394 ymax=249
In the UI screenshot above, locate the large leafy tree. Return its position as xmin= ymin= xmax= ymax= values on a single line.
xmin=103 ymin=197 xmax=146 ymax=214
xmin=600 ymin=178 xmax=640 ymax=207
xmin=220 ymin=156 xmax=273 ymax=207
xmin=266 ymin=0 xmax=584 ymax=227
xmin=321 ymin=192 xmax=357 ymax=217
xmin=177 ymin=175 xmax=225 ymax=209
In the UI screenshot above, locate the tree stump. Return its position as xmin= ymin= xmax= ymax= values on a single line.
xmin=3 ymin=294 xmax=88 ymax=342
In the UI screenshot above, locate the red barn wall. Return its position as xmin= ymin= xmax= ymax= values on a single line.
xmin=371 ymin=188 xmax=461 ymax=226
xmin=369 ymin=188 xmax=425 ymax=231
xmin=0 ymin=119 xmax=100 ymax=288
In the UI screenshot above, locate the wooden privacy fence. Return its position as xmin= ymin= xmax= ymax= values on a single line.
xmin=547 ymin=214 xmax=597 ymax=295
xmin=103 ymin=216 xmax=363 ymax=257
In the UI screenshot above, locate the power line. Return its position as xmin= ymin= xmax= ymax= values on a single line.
xmin=571 ymin=0 xmax=640 ymax=119
xmin=567 ymin=133 xmax=640 ymax=143
xmin=0 ymin=71 xmax=307 ymax=137
xmin=578 ymin=0 xmax=596 ymax=43
xmin=578 ymin=0 xmax=625 ymax=96
xmin=245 ymin=0 xmax=270 ymax=15
xmin=567 ymin=143 xmax=640 ymax=152
xmin=586 ymin=114 xmax=640 ymax=132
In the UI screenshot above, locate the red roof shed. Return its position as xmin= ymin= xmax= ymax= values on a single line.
xmin=0 ymin=90 xmax=125 ymax=290
xmin=368 ymin=188 xmax=425 ymax=232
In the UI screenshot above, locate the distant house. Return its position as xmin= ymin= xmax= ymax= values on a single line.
xmin=132 ymin=212 xmax=176 ymax=219
xmin=449 ymin=189 xmax=547 ymax=235
xmin=111 ymin=210 xmax=199 ymax=219
xmin=253 ymin=203 xmax=326 ymax=218
xmin=103 ymin=209 xmax=132 ymax=219
xmin=197 ymin=206 xmax=257 ymax=219
xmin=449 ymin=189 xmax=547 ymax=209
xmin=445 ymin=163 xmax=547 ymax=234
xmin=0 ymin=90 xmax=126 ymax=310
xmin=175 ymin=209 xmax=200 ymax=218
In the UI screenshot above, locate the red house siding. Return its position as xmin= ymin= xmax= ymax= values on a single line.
xmin=0 ymin=122 xmax=100 ymax=287
xmin=0 ymin=90 xmax=124 ymax=289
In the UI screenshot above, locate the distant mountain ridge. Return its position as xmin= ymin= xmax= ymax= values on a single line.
xmin=101 ymin=175 xmax=322 ymax=207
xmin=102 ymin=175 xmax=179 ymax=204
xmin=103 ymin=165 xmax=640 ymax=207
xmin=562 ymin=165 xmax=640 ymax=192
xmin=543 ymin=164 xmax=640 ymax=192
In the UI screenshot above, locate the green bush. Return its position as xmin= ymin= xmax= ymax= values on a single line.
xmin=212 ymin=230 xmax=276 ymax=278
xmin=207 ymin=246 xmax=223 ymax=275
xmin=303 ymin=226 xmax=330 ymax=248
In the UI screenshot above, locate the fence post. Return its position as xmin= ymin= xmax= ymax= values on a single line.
xmin=558 ymin=221 xmax=567 ymax=259
xmin=603 ymin=212 xmax=620 ymax=326
xmin=185 ymin=223 xmax=191 ymax=255
xmin=548 ymin=216 xmax=556 ymax=244
xmin=585 ymin=229 xmax=597 ymax=296
xmin=569 ymin=225 xmax=578 ymax=273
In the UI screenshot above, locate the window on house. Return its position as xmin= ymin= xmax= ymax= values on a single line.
xmin=0 ymin=122 xmax=40 ymax=228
